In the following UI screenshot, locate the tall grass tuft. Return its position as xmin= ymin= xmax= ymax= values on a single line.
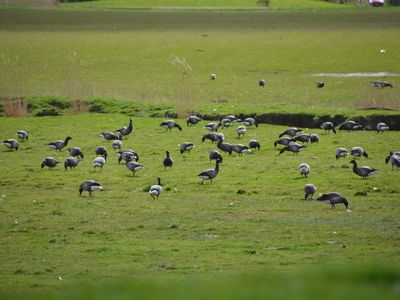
xmin=1 ymin=97 xmax=28 ymax=117
xmin=71 ymin=99 xmax=89 ymax=114
xmin=171 ymin=55 xmax=192 ymax=118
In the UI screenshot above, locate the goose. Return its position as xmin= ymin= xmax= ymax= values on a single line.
xmin=309 ymin=134 xmax=319 ymax=144
xmin=160 ymin=120 xmax=182 ymax=131
xmin=210 ymin=73 xmax=216 ymax=80
xmin=350 ymin=160 xmax=378 ymax=179
xmin=198 ymin=159 xmax=221 ymax=184
xmin=279 ymin=128 xmax=302 ymax=138
xmin=163 ymin=150 xmax=174 ymax=169
xmin=2 ymin=139 xmax=19 ymax=151
xmin=64 ymin=157 xmax=81 ymax=171
xmin=209 ymin=150 xmax=223 ymax=163
xmin=370 ymin=81 xmax=393 ymax=88
xmin=149 ymin=177 xmax=163 ymax=199
xmin=100 ymin=132 xmax=121 ymax=141
xmin=187 ymin=116 xmax=202 ymax=126
xmin=204 ymin=122 xmax=219 ymax=132
xmin=339 ymin=120 xmax=363 ymax=131
xmin=259 ymin=79 xmax=266 ymax=87
xmin=112 ymin=140 xmax=122 ymax=151
xmin=350 ymin=147 xmax=368 ymax=158
xmin=224 ymin=115 xmax=241 ymax=123
xmin=273 ymin=137 xmax=296 ymax=147
xmin=79 ymin=180 xmax=102 ymax=197
xmin=317 ymin=192 xmax=349 ymax=210
xmin=279 ymin=143 xmax=306 ymax=155
xmin=180 ymin=142 xmax=195 ymax=154
xmin=202 ymin=133 xmax=224 ymax=143
xmin=237 ymin=126 xmax=247 ymax=138
xmin=385 ymin=153 xmax=400 ymax=170
xmin=242 ymin=117 xmax=258 ymax=128
xmin=232 ymin=144 xmax=251 ymax=156
xmin=376 ymin=122 xmax=389 ymax=133
xmin=68 ymin=147 xmax=84 ymax=159
xmin=16 ymin=130 xmax=29 ymax=141
xmin=316 ymin=82 xmax=325 ymax=88
xmin=336 ymin=148 xmax=349 ymax=159
xmin=248 ymin=140 xmax=260 ymax=151
xmin=299 ymin=163 xmax=310 ymax=177
xmin=219 ymin=118 xmax=233 ymax=129
xmin=304 ymin=184 xmax=317 ymax=200
xmin=48 ymin=136 xmax=72 ymax=151
xmin=294 ymin=133 xmax=310 ymax=143
xmin=217 ymin=140 xmax=233 ymax=155
xmin=41 ymin=157 xmax=60 ymax=170
xmin=126 ymin=161 xmax=144 ymax=176
xmin=93 ymin=157 xmax=106 ymax=171
xmin=115 ymin=117 xmax=133 ymax=139
xmin=95 ymin=146 xmax=108 ymax=160
xmin=117 ymin=150 xmax=139 ymax=164
xmin=320 ymin=122 xmax=336 ymax=134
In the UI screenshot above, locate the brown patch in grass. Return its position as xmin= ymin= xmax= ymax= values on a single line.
xmin=71 ymin=99 xmax=89 ymax=114
xmin=1 ymin=98 xmax=27 ymax=117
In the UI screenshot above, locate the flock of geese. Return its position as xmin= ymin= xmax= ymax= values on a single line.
xmin=2 ymin=115 xmax=399 ymax=210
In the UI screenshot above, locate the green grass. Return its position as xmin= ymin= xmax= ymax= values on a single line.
xmin=0 ymin=114 xmax=399 ymax=294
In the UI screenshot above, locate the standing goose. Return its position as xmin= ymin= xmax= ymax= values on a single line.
xmin=204 ymin=122 xmax=219 ymax=132
xmin=309 ymin=134 xmax=319 ymax=144
xmin=209 ymin=150 xmax=223 ymax=163
xmin=64 ymin=157 xmax=81 ymax=171
xmin=350 ymin=147 xmax=368 ymax=158
xmin=316 ymin=81 xmax=325 ymax=88
xmin=118 ymin=150 xmax=139 ymax=164
xmin=242 ymin=117 xmax=258 ymax=128
xmin=93 ymin=157 xmax=106 ymax=171
xmin=163 ymin=150 xmax=174 ymax=169
xmin=115 ymin=117 xmax=133 ymax=139
xmin=273 ymin=137 xmax=296 ymax=148
xmin=149 ymin=177 xmax=163 ymax=199
xmin=304 ymin=184 xmax=317 ymax=200
xmin=376 ymin=122 xmax=389 ymax=133
xmin=279 ymin=128 xmax=302 ymax=138
xmin=2 ymin=139 xmax=19 ymax=151
xmin=237 ymin=126 xmax=247 ymax=138
xmin=112 ymin=140 xmax=122 ymax=151
xmin=279 ymin=143 xmax=306 ymax=155
xmin=248 ymin=140 xmax=260 ymax=151
xmin=320 ymin=122 xmax=336 ymax=134
xmin=180 ymin=142 xmax=195 ymax=155
xmin=160 ymin=120 xmax=182 ymax=131
xmin=48 ymin=136 xmax=72 ymax=151
xmin=41 ymin=157 xmax=60 ymax=170
xmin=100 ymin=132 xmax=121 ymax=141
xmin=79 ymin=180 xmax=102 ymax=197
xmin=385 ymin=153 xmax=400 ymax=170
xmin=231 ymin=144 xmax=251 ymax=157
xmin=202 ymin=133 xmax=224 ymax=143
xmin=95 ymin=146 xmax=108 ymax=160
xmin=16 ymin=130 xmax=29 ymax=141
xmin=299 ymin=163 xmax=310 ymax=177
xmin=317 ymin=192 xmax=350 ymax=210
xmin=186 ymin=115 xmax=202 ymax=126
xmin=217 ymin=140 xmax=233 ymax=156
xmin=219 ymin=118 xmax=233 ymax=129
xmin=350 ymin=160 xmax=378 ymax=179
xmin=198 ymin=159 xmax=221 ymax=184
xmin=68 ymin=147 xmax=84 ymax=159
xmin=339 ymin=120 xmax=363 ymax=131
xmin=126 ymin=161 xmax=144 ymax=176
xmin=259 ymin=79 xmax=266 ymax=87
xmin=336 ymin=148 xmax=349 ymax=159
xmin=294 ymin=133 xmax=310 ymax=143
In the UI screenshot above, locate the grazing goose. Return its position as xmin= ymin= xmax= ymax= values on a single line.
xmin=118 ymin=150 xmax=139 ymax=163
xmin=385 ymin=153 xmax=400 ymax=170
xmin=336 ymin=148 xmax=349 ymax=159
xmin=126 ymin=161 xmax=144 ymax=176
xmin=210 ymin=73 xmax=216 ymax=80
xmin=64 ymin=157 xmax=81 ymax=171
xmin=224 ymin=115 xmax=241 ymax=123
xmin=95 ymin=146 xmax=108 ymax=160
xmin=232 ymin=144 xmax=251 ymax=156
xmin=2 ymin=139 xmax=19 ymax=151
xmin=79 ymin=180 xmax=102 ymax=197
xmin=350 ymin=160 xmax=378 ymax=179
xmin=93 ymin=157 xmax=106 ymax=171
xmin=180 ymin=142 xmax=195 ymax=154
xmin=217 ymin=140 xmax=233 ymax=155
xmin=299 ymin=163 xmax=310 ymax=177
xmin=202 ymin=133 xmax=224 ymax=143
xmin=304 ymin=184 xmax=317 ymax=200
xmin=309 ymin=134 xmax=319 ymax=144
xmin=274 ymin=137 xmax=296 ymax=147
xmin=259 ymin=79 xmax=266 ymax=87
xmin=209 ymin=150 xmax=223 ymax=163
xmin=48 ymin=136 xmax=72 ymax=151
xmin=317 ymin=192 xmax=349 ymax=210
xmin=68 ymin=147 xmax=84 ymax=159
xmin=350 ymin=147 xmax=368 ymax=158
xmin=242 ymin=117 xmax=258 ymax=128
xmin=279 ymin=143 xmax=306 ymax=155
xmin=339 ymin=120 xmax=363 ymax=131
xmin=112 ymin=140 xmax=122 ymax=151
xmin=316 ymin=81 xmax=325 ymax=88
xmin=376 ymin=122 xmax=389 ymax=133
xmin=219 ymin=118 xmax=233 ymax=129
xmin=149 ymin=177 xmax=163 ymax=199
xmin=16 ymin=130 xmax=29 ymax=141
xmin=294 ymin=133 xmax=310 ymax=143
xmin=100 ymin=132 xmax=121 ymax=141
xmin=163 ymin=150 xmax=174 ymax=169
xmin=160 ymin=120 xmax=182 ymax=131
xmin=187 ymin=116 xmax=202 ymax=126
xmin=248 ymin=140 xmax=260 ymax=151
xmin=204 ymin=122 xmax=219 ymax=132
xmin=370 ymin=81 xmax=393 ymax=88
xmin=320 ymin=122 xmax=336 ymax=134
xmin=198 ymin=159 xmax=221 ymax=184
xmin=115 ymin=117 xmax=133 ymax=139
xmin=41 ymin=157 xmax=60 ymax=170
xmin=237 ymin=126 xmax=247 ymax=138
xmin=279 ymin=128 xmax=302 ymax=138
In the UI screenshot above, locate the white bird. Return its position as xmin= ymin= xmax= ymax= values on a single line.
xmin=93 ymin=157 xmax=106 ymax=171
xmin=210 ymin=73 xmax=216 ymax=80
xmin=299 ymin=163 xmax=310 ymax=177
xmin=149 ymin=177 xmax=163 ymax=199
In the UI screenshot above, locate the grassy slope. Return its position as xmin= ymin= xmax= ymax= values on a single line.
xmin=0 ymin=115 xmax=399 ymax=292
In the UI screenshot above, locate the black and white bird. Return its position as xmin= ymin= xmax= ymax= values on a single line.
xmin=248 ymin=140 xmax=260 ymax=151
xmin=279 ymin=143 xmax=306 ymax=155
xmin=160 ymin=120 xmax=182 ymax=131
xmin=320 ymin=122 xmax=336 ymax=134
xmin=350 ymin=160 xmax=378 ymax=179
xmin=299 ymin=163 xmax=310 ymax=177
xmin=304 ymin=184 xmax=317 ymax=200
xmin=219 ymin=118 xmax=233 ymax=129
xmin=242 ymin=117 xmax=258 ymax=128
xmin=180 ymin=142 xmax=195 ymax=154
xmin=279 ymin=128 xmax=302 ymax=138
xmin=317 ymin=192 xmax=350 ymax=210
xmin=210 ymin=73 xmax=216 ymax=80
xmin=209 ymin=150 xmax=223 ymax=163
xmin=370 ymin=81 xmax=393 ymax=88
xmin=163 ymin=150 xmax=174 ymax=169
xmin=48 ymin=136 xmax=72 ymax=151
xmin=294 ymin=133 xmax=310 ymax=143
xmin=16 ymin=130 xmax=29 ymax=141
xmin=186 ymin=116 xmax=202 ymax=126
xmin=217 ymin=140 xmax=233 ymax=155
xmin=224 ymin=115 xmax=241 ymax=123
xmin=273 ymin=137 xmax=296 ymax=147
xmin=336 ymin=148 xmax=349 ymax=159
xmin=309 ymin=134 xmax=319 ymax=144
xmin=115 ymin=117 xmax=133 ymax=139
xmin=112 ymin=140 xmax=122 ymax=151
xmin=68 ymin=147 xmax=84 ymax=159
xmin=2 ymin=139 xmax=19 ymax=151
xmin=339 ymin=120 xmax=363 ymax=131
xmin=385 ymin=153 xmax=400 ymax=170
xmin=316 ymin=82 xmax=325 ymax=88
xmin=202 ymin=133 xmax=224 ymax=143
xmin=100 ymin=132 xmax=121 ymax=141
xmin=259 ymin=79 xmax=266 ymax=87
xmin=231 ymin=144 xmax=251 ymax=156
xmin=204 ymin=122 xmax=219 ymax=132
xmin=198 ymin=159 xmax=221 ymax=184
xmin=79 ymin=180 xmax=102 ymax=197
xmin=117 ymin=150 xmax=139 ymax=164
xmin=41 ymin=157 xmax=60 ymax=170
xmin=376 ymin=122 xmax=389 ymax=133
xmin=93 ymin=156 xmax=106 ymax=171
xmin=149 ymin=177 xmax=163 ymax=199
xmin=126 ymin=161 xmax=144 ymax=176
xmin=350 ymin=146 xmax=368 ymax=158
xmin=237 ymin=126 xmax=247 ymax=138
xmin=64 ymin=157 xmax=81 ymax=171
xmin=95 ymin=146 xmax=108 ymax=160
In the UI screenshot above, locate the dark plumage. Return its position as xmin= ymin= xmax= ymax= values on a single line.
xmin=339 ymin=121 xmax=363 ymax=131
xmin=273 ymin=137 xmax=295 ymax=147
xmin=218 ymin=118 xmax=233 ymax=129
xmin=68 ymin=147 xmax=84 ymax=159
xmin=309 ymin=134 xmax=319 ymax=144
xmin=320 ymin=122 xmax=336 ymax=134
xmin=279 ymin=143 xmax=306 ymax=155
xmin=180 ymin=142 xmax=195 ymax=154
xmin=350 ymin=147 xmax=368 ymax=158
xmin=259 ymin=79 xmax=266 ymax=87
xmin=376 ymin=122 xmax=389 ymax=133
xmin=317 ymin=192 xmax=349 ymax=210
xmin=163 ymin=150 xmax=173 ymax=169
xmin=299 ymin=163 xmax=310 ymax=177
xmin=248 ymin=140 xmax=260 ymax=150
xmin=160 ymin=120 xmax=182 ymax=131
xmin=231 ymin=144 xmax=251 ymax=156
xmin=79 ymin=180 xmax=102 ymax=197
xmin=304 ymin=184 xmax=317 ymax=200
xmin=242 ymin=117 xmax=258 ymax=128
xmin=209 ymin=150 xmax=223 ymax=163
xmin=95 ymin=146 xmax=108 ymax=160
xmin=93 ymin=157 xmax=106 ymax=171
xmin=294 ymin=133 xmax=310 ymax=143
xmin=350 ymin=160 xmax=378 ymax=179
xmin=278 ymin=128 xmax=302 ymax=138
xmin=204 ymin=122 xmax=219 ymax=132
xmin=224 ymin=115 xmax=241 ymax=123
xmin=41 ymin=157 xmax=60 ymax=170
xmin=64 ymin=157 xmax=81 ymax=171
xmin=202 ymin=133 xmax=224 ymax=143
xmin=316 ymin=82 xmax=325 ymax=88
xmin=236 ymin=126 xmax=247 ymax=138
xmin=112 ymin=140 xmax=122 ymax=151
xmin=336 ymin=148 xmax=349 ymax=160
xmin=126 ymin=161 xmax=144 ymax=176
xmin=198 ymin=159 xmax=221 ymax=184
xmin=217 ymin=140 xmax=233 ymax=156
xmin=149 ymin=177 xmax=163 ymax=199
xmin=385 ymin=153 xmax=400 ymax=170
xmin=115 ymin=117 xmax=133 ymax=139
xmin=118 ymin=150 xmax=139 ymax=163
xmin=48 ymin=136 xmax=72 ymax=151
xmin=370 ymin=81 xmax=393 ymax=88
xmin=16 ymin=130 xmax=29 ymax=141
xmin=100 ymin=132 xmax=121 ymax=141
xmin=186 ymin=116 xmax=202 ymax=126
xmin=2 ymin=139 xmax=19 ymax=151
